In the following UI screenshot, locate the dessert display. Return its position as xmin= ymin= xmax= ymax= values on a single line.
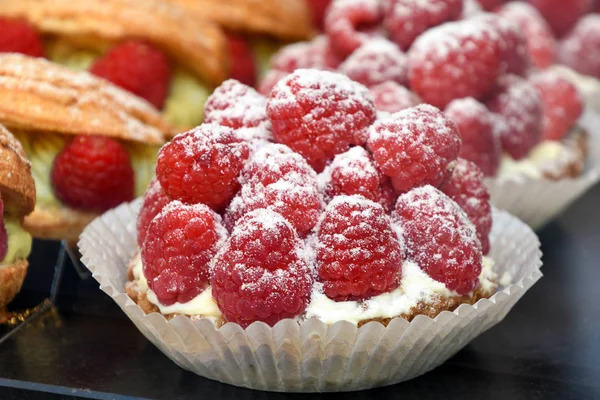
xmin=80 ymin=69 xmax=542 ymax=392
xmin=0 ymin=124 xmax=35 ymax=322
xmin=0 ymin=54 xmax=170 ymax=244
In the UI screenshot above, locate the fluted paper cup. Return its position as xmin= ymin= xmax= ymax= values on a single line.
xmin=486 ymin=109 xmax=600 ymax=230
xmin=79 ymin=200 xmax=542 ymax=392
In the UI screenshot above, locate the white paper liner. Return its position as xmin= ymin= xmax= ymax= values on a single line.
xmin=79 ymin=200 xmax=542 ymax=392
xmin=486 ymin=109 xmax=600 ymax=230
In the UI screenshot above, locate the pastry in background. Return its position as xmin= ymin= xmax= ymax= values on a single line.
xmin=0 ymin=54 xmax=170 ymax=244
xmin=0 ymin=124 xmax=35 ymax=321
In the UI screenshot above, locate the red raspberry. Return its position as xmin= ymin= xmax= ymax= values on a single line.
xmin=392 ymin=185 xmax=482 ymax=295
xmin=266 ymin=69 xmax=377 ymax=172
xmin=319 ymin=146 xmax=395 ymax=211
xmin=338 ymin=38 xmax=408 ymax=88
xmin=211 ymin=209 xmax=312 ymax=327
xmin=137 ymin=178 xmax=171 ymax=248
xmin=486 ymin=74 xmax=543 ymax=160
xmin=307 ymin=0 xmax=333 ymax=30
xmin=51 ymin=135 xmax=134 ymax=212
xmin=0 ymin=17 xmax=44 ymax=58
xmin=440 ymin=159 xmax=492 ymax=254
xmin=258 ymin=70 xmax=290 ymax=97
xmin=530 ymin=69 xmax=584 ymax=141
xmin=141 ymin=201 xmax=226 ymax=306
xmin=367 ymin=104 xmax=461 ymax=194
xmin=316 ymin=195 xmax=402 ymax=301
xmin=0 ymin=195 xmax=6 ymax=262
xmin=225 ymin=178 xmax=322 ymax=237
xmin=325 ymin=0 xmax=383 ymax=59
xmin=203 ymin=79 xmax=272 ymax=144
xmin=270 ymin=36 xmax=336 ymax=72
xmin=408 ymin=18 xmax=501 ymax=108
xmin=445 ymin=97 xmax=501 ymax=177
xmin=497 ymin=2 xmax=556 ymax=69
xmin=478 ymin=14 xmax=531 ymax=76
xmin=558 ymin=15 xmax=600 ymax=80
xmin=241 ymin=143 xmax=317 ymax=188
xmin=226 ymin=32 xmax=257 ymax=87
xmin=156 ymin=124 xmax=250 ymax=210
xmin=477 ymin=0 xmax=505 ymax=10
xmin=460 ymin=0 xmax=483 ymax=18
xmin=383 ymin=0 xmax=463 ymax=51
xmin=527 ymin=0 xmax=592 ymax=38
xmin=369 ymin=81 xmax=420 ymax=114
xmin=90 ymin=40 xmax=171 ymax=110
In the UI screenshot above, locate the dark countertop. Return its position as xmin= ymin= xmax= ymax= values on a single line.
xmin=1 ymin=184 xmax=600 ymax=400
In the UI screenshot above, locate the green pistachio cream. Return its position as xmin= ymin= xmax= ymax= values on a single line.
xmin=1 ymin=218 xmax=32 ymax=267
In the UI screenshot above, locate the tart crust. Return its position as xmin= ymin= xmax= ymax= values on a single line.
xmin=540 ymin=126 xmax=588 ymax=180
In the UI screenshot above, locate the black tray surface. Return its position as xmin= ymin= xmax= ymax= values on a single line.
xmin=1 ymin=184 xmax=600 ymax=400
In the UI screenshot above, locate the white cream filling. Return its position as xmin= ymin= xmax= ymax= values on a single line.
xmin=131 ymin=255 xmax=496 ymax=325
xmin=497 ymin=140 xmax=568 ymax=180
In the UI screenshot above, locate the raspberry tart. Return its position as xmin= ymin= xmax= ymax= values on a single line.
xmin=0 ymin=54 xmax=170 ymax=244
xmin=125 ymin=70 xmax=499 ymax=328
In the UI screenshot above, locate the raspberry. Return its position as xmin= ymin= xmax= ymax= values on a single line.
xmin=530 ymin=69 xmax=584 ymax=142
xmin=497 ymin=2 xmax=556 ymax=69
xmin=51 ymin=135 xmax=134 ymax=212
xmin=319 ymin=146 xmax=395 ymax=211
xmin=90 ymin=40 xmax=171 ymax=109
xmin=440 ymin=159 xmax=492 ymax=254
xmin=266 ymin=69 xmax=377 ymax=172
xmin=369 ymin=81 xmax=420 ymax=114
xmin=258 ymin=70 xmax=290 ymax=97
xmin=307 ymin=0 xmax=333 ymax=30
xmin=392 ymin=185 xmax=482 ymax=295
xmin=486 ymin=74 xmax=543 ymax=160
xmin=241 ymin=143 xmax=317 ymax=188
xmin=383 ymin=0 xmax=463 ymax=51
xmin=325 ymin=0 xmax=383 ymax=59
xmin=141 ymin=201 xmax=226 ymax=306
xmin=527 ymin=0 xmax=592 ymax=38
xmin=367 ymin=104 xmax=461 ymax=194
xmin=156 ymin=124 xmax=250 ymax=210
xmin=137 ymin=178 xmax=171 ymax=248
xmin=478 ymin=14 xmax=530 ymax=76
xmin=460 ymin=0 xmax=483 ymax=18
xmin=316 ymin=195 xmax=402 ymax=301
xmin=226 ymin=32 xmax=257 ymax=87
xmin=211 ymin=209 xmax=312 ymax=327
xmin=0 ymin=17 xmax=44 ymax=58
xmin=225 ymin=178 xmax=322 ymax=237
xmin=477 ymin=0 xmax=505 ymax=10
xmin=270 ymin=36 xmax=335 ymax=72
xmin=0 ymin=194 xmax=6 ymax=262
xmin=558 ymin=15 xmax=600 ymax=80
xmin=337 ymin=38 xmax=408 ymax=88
xmin=445 ymin=97 xmax=501 ymax=177
xmin=408 ymin=18 xmax=501 ymax=108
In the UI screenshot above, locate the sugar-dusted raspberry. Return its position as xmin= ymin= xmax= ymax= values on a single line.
xmin=325 ymin=0 xmax=383 ymax=59
xmin=258 ymin=70 xmax=290 ymax=97
xmin=497 ymin=2 xmax=556 ymax=69
xmin=137 ymin=178 xmax=171 ymax=248
xmin=266 ymin=69 xmax=376 ymax=172
xmin=90 ymin=40 xmax=171 ymax=109
xmin=0 ymin=17 xmax=44 ymax=58
xmin=225 ymin=178 xmax=322 ymax=237
xmin=316 ymin=195 xmax=402 ymax=301
xmin=0 ymin=194 xmax=6 ymax=262
xmin=558 ymin=15 xmax=600 ymax=80
xmin=460 ymin=0 xmax=483 ymax=18
xmin=408 ymin=18 xmax=501 ymax=108
xmin=477 ymin=0 xmax=505 ymax=10
xmin=226 ymin=32 xmax=257 ymax=87
xmin=528 ymin=0 xmax=592 ymax=38
xmin=338 ymin=38 xmax=408 ymax=88
xmin=367 ymin=104 xmax=461 ymax=194
xmin=530 ymin=69 xmax=584 ymax=142
xmin=203 ymin=79 xmax=272 ymax=144
xmin=440 ymin=159 xmax=492 ymax=254
xmin=51 ymin=135 xmax=134 ymax=212
xmin=369 ymin=81 xmax=420 ymax=114
xmin=211 ymin=209 xmax=313 ymax=327
xmin=478 ymin=14 xmax=530 ymax=76
xmin=393 ymin=185 xmax=482 ymax=294
xmin=156 ymin=124 xmax=250 ymax=210
xmin=241 ymin=143 xmax=317 ymax=188
xmin=318 ymin=146 xmax=394 ymax=211
xmin=445 ymin=97 xmax=501 ymax=177
xmin=307 ymin=0 xmax=333 ymax=30
xmin=270 ymin=36 xmax=337 ymax=73
xmin=486 ymin=74 xmax=543 ymax=160
xmin=141 ymin=201 xmax=226 ymax=306
xmin=383 ymin=0 xmax=463 ymax=51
